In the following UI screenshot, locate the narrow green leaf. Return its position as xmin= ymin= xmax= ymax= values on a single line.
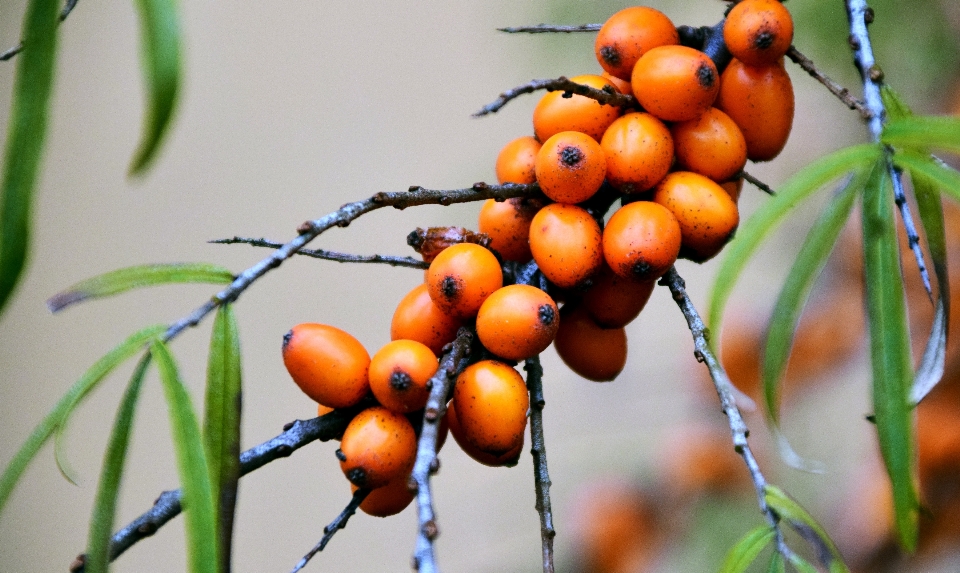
xmin=880 ymin=85 xmax=912 ymax=122
xmin=129 ymin=0 xmax=182 ymax=174
xmin=153 ymin=340 xmax=218 ymax=573
xmin=48 ymin=263 xmax=234 ymax=312
xmin=764 ymin=485 xmax=850 ymax=573
xmin=719 ymin=526 xmax=776 ymax=573
xmin=893 ymin=152 xmax=960 ymax=213
xmin=0 ymin=324 xmax=164 ymax=515
xmin=861 ymin=162 xmax=919 ymax=550
xmin=762 ymin=168 xmax=867 ymax=470
xmin=709 ymin=144 xmax=882 ymax=354
xmin=85 ymin=354 xmax=151 ymax=573
xmin=786 ymin=553 xmax=818 ymax=573
xmin=882 ymin=116 xmax=960 ymax=155
xmin=768 ymin=552 xmax=785 ymax=573
xmin=0 ymin=0 xmax=60 ymax=314
xmin=204 ymin=304 xmax=242 ymax=573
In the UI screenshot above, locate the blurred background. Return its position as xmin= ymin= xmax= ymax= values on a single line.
xmin=0 ymin=1 xmax=958 ymax=571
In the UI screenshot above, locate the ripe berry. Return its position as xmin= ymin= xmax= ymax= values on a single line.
xmin=353 ymin=472 xmax=415 ymax=517
xmin=535 ymin=131 xmax=607 ymax=204
xmin=720 ymin=177 xmax=744 ymax=203
xmin=529 ymin=203 xmax=603 ymax=289
xmin=533 ymin=74 xmax=622 ymax=142
xmin=600 ymin=71 xmax=632 ymax=96
xmin=594 ymin=6 xmax=679 ymax=81
xmin=339 ymin=406 xmax=417 ymax=489
xmin=391 ymin=283 xmax=463 ymax=356
xmin=447 ymin=400 xmax=524 ymax=467
xmin=653 ymin=171 xmax=740 ymax=262
xmin=368 ymin=340 xmax=438 ymax=414
xmin=582 ymin=263 xmax=656 ymax=329
xmin=670 ymin=107 xmax=747 ymax=183
xmin=554 ymin=304 xmax=628 ymax=382
xmin=495 ymin=136 xmax=541 ymax=185
xmin=602 ymin=201 xmax=682 ymax=281
xmin=452 ymin=360 xmax=529 ymax=455
xmin=600 ymin=112 xmax=674 ymax=194
xmin=724 ymin=0 xmax=794 ymax=66
xmin=476 ymin=284 xmax=559 ymax=361
xmin=426 ymin=243 xmax=503 ymax=319
xmin=478 ymin=197 xmax=544 ymax=263
xmin=282 ymin=323 xmax=370 ymax=409
xmin=715 ymin=58 xmax=794 ymax=162
xmin=632 ymin=45 xmax=719 ymax=122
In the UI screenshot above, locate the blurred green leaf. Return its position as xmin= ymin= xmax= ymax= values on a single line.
xmin=153 ymin=340 xmax=218 ymax=573
xmin=787 ymin=553 xmax=819 ymax=573
xmin=719 ymin=526 xmax=775 ymax=573
xmin=880 ymin=86 xmax=912 ymax=122
xmin=709 ymin=144 xmax=882 ymax=357
xmin=85 ymin=355 xmax=151 ymax=573
xmin=0 ymin=324 xmax=164 ymax=515
xmin=861 ymin=163 xmax=919 ymax=550
xmin=882 ymin=116 xmax=960 ymax=155
xmin=48 ymin=263 xmax=234 ymax=312
xmin=204 ymin=304 xmax=242 ymax=573
xmin=0 ymin=0 xmax=60 ymax=315
xmin=764 ymin=485 xmax=850 ymax=573
xmin=129 ymin=0 xmax=182 ymax=174
xmin=768 ymin=552 xmax=785 ymax=573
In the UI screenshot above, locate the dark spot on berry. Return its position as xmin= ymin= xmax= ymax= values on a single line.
xmin=599 ymin=45 xmax=621 ymax=67
xmin=335 ymin=448 xmax=347 ymax=462
xmin=538 ymin=304 xmax=556 ymax=326
xmin=407 ymin=229 xmax=425 ymax=249
xmin=754 ymin=31 xmax=774 ymax=49
xmin=696 ymin=63 xmax=716 ymax=89
xmin=440 ymin=275 xmax=461 ymax=299
xmin=559 ymin=146 xmax=583 ymax=167
xmin=346 ymin=467 xmax=367 ymax=487
xmin=632 ymin=260 xmax=652 ymax=279
xmin=390 ymin=370 xmax=412 ymax=391
xmin=282 ymin=330 xmax=293 ymax=351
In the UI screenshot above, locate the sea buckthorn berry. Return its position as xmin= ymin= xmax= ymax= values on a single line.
xmin=529 ymin=203 xmax=603 ymax=289
xmin=724 ymin=0 xmax=794 ymax=66
xmin=601 ymin=71 xmax=632 ymax=96
xmin=653 ymin=171 xmax=740 ymax=263
xmin=478 ymin=197 xmax=545 ymax=262
xmin=339 ymin=406 xmax=417 ymax=489
xmin=594 ymin=6 xmax=679 ymax=81
xmin=426 ymin=243 xmax=503 ymax=319
xmin=452 ymin=360 xmax=529 ymax=455
xmin=632 ymin=45 xmax=720 ymax=122
xmin=282 ymin=323 xmax=370 ymax=409
xmin=582 ymin=264 xmax=656 ymax=329
xmin=533 ymin=74 xmax=622 ymax=143
xmin=554 ymin=304 xmax=628 ymax=382
xmin=720 ymin=177 xmax=744 ymax=203
xmin=353 ymin=471 xmax=415 ymax=517
xmin=602 ymin=201 xmax=682 ymax=281
xmin=317 ymin=403 xmax=334 ymax=417
xmin=600 ymin=112 xmax=674 ymax=194
xmin=715 ymin=58 xmax=794 ymax=162
xmin=368 ymin=340 xmax=438 ymax=414
xmin=407 ymin=226 xmax=491 ymax=264
xmin=391 ymin=283 xmax=463 ymax=356
xmin=670 ymin=107 xmax=747 ymax=182
xmin=447 ymin=400 xmax=524 ymax=467
xmin=495 ymin=136 xmax=541 ymax=185
xmin=535 ymin=131 xmax=607 ymax=204
xmin=476 ymin=284 xmax=559 ymax=361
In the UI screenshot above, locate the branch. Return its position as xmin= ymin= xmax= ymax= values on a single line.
xmin=473 ymin=77 xmax=636 ymax=117
xmin=785 ymin=46 xmax=871 ymax=119
xmin=1 ymin=0 xmax=78 ymax=61
xmin=289 ymin=488 xmax=370 ymax=573
xmin=740 ymin=170 xmax=776 ymax=196
xmin=210 ymin=237 xmax=429 ymax=269
xmin=497 ymin=23 xmax=600 ymax=34
xmin=524 ymin=356 xmax=555 ymax=573
xmin=411 ymin=327 xmax=474 ymax=573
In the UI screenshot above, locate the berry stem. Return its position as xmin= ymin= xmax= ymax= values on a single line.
xmin=524 ymin=356 xmax=556 ymax=573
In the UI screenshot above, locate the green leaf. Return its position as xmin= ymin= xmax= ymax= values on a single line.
xmin=709 ymin=144 xmax=882 ymax=355
xmin=768 ymin=552 xmax=785 ymax=573
xmin=129 ymin=0 xmax=182 ymax=174
xmin=764 ymin=485 xmax=850 ymax=573
xmin=893 ymin=152 xmax=960 ymax=213
xmin=762 ymin=168 xmax=867 ymax=470
xmin=786 ymin=553 xmax=818 ymax=573
xmin=204 ymin=304 xmax=242 ymax=573
xmin=882 ymin=116 xmax=960 ymax=155
xmin=153 ymin=340 xmax=218 ymax=573
xmin=719 ymin=526 xmax=776 ymax=573
xmin=85 ymin=354 xmax=151 ymax=573
xmin=48 ymin=262 xmax=234 ymax=312
xmin=0 ymin=324 xmax=165 ymax=515
xmin=880 ymin=85 xmax=912 ymax=122
xmin=861 ymin=160 xmax=920 ymax=551
xmin=0 ymin=0 xmax=60 ymax=315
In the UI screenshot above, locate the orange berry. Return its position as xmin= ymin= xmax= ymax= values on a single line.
xmin=720 ymin=177 xmax=744 ymax=203
xmin=529 ymin=203 xmax=603 ymax=289
xmin=339 ymin=406 xmax=417 ymax=489
xmin=715 ymin=58 xmax=794 ymax=162
xmin=632 ymin=45 xmax=719 ymax=122
xmin=368 ymin=340 xmax=438 ymax=414
xmin=478 ymin=197 xmax=544 ymax=262
xmin=495 ymin=136 xmax=541 ymax=184
xmin=601 ymin=71 xmax=632 ymax=96
xmin=653 ymin=171 xmax=740 ymax=262
xmin=554 ymin=304 xmax=628 ymax=382
xmin=476 ymin=284 xmax=559 ymax=361
xmin=452 ymin=360 xmax=529 ymax=455
xmin=602 ymin=201 xmax=682 ymax=281
xmin=535 ymin=131 xmax=607 ymax=204
xmin=282 ymin=323 xmax=370 ymax=409
xmin=353 ymin=471 xmax=415 ymax=517
xmin=391 ymin=283 xmax=463 ymax=356
xmin=582 ymin=263 xmax=656 ymax=328
xmin=724 ymin=0 xmax=794 ymax=66
xmin=447 ymin=400 xmax=524 ymax=467
xmin=600 ymin=112 xmax=674 ymax=194
xmin=533 ymin=74 xmax=622 ymax=142
xmin=426 ymin=243 xmax=503 ymax=319
xmin=594 ymin=6 xmax=679 ymax=81
xmin=317 ymin=403 xmax=335 ymax=417
xmin=670 ymin=107 xmax=747 ymax=182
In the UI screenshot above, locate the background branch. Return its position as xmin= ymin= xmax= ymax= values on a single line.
xmin=785 ymin=46 xmax=871 ymax=119
xmin=289 ymin=488 xmax=370 ymax=573
xmin=210 ymin=237 xmax=428 ymax=269
xmin=497 ymin=24 xmax=600 ymax=34
xmin=473 ymin=77 xmax=635 ymax=117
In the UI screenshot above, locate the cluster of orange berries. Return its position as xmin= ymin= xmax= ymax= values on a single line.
xmin=279 ymin=1 xmax=795 ymax=518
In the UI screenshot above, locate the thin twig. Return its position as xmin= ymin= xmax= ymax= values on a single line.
xmin=210 ymin=237 xmax=429 ymax=269
xmin=524 ymin=356 xmax=555 ymax=573
xmin=411 ymin=328 xmax=474 ymax=573
xmin=785 ymin=46 xmax=871 ymax=119
xmin=496 ymin=23 xmax=600 ymax=34
xmin=69 ymin=409 xmax=357 ymax=573
xmin=740 ymin=171 xmax=776 ymax=196
xmin=289 ymin=488 xmax=371 ymax=573
xmin=1 ymin=0 xmax=79 ymax=61
xmin=473 ymin=77 xmax=635 ymax=117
